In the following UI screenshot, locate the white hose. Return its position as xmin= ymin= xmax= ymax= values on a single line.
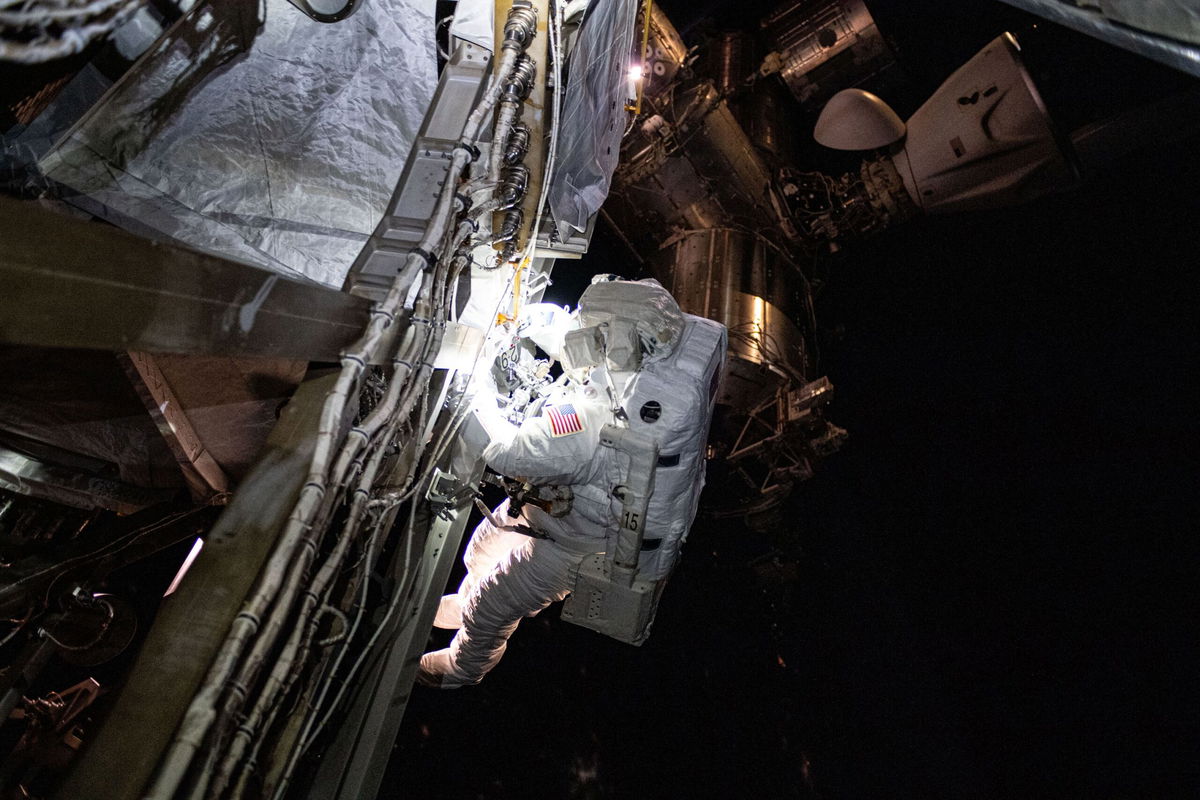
xmin=202 ymin=262 xmax=453 ymax=797
xmin=518 ymin=0 xmax=564 ymax=269
xmin=145 ymin=35 xmax=528 ymax=800
xmin=207 ymin=427 xmax=396 ymax=799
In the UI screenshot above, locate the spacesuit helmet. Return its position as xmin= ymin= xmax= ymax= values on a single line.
xmin=568 ymin=278 xmax=685 ymax=372
xmin=517 ymin=303 xmax=576 ymax=363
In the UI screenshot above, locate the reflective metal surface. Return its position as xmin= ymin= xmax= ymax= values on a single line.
xmin=763 ymin=0 xmax=895 ymax=106
xmin=709 ymin=31 xmax=756 ymax=96
xmin=997 ymin=0 xmax=1200 ymax=78
xmin=0 ymin=197 xmax=375 ymax=364
xmin=642 ymin=3 xmax=688 ymax=101
xmin=610 ymin=82 xmax=780 ymax=245
xmin=656 ymin=228 xmax=810 ymax=383
xmin=38 ymin=0 xmax=438 ymax=288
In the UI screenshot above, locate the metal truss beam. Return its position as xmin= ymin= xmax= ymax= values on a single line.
xmin=57 ymin=369 xmax=341 ymax=800
xmin=996 ymin=0 xmax=1200 ymax=78
xmin=309 ymin=414 xmax=489 ymax=800
xmin=0 ymin=198 xmax=377 ymax=363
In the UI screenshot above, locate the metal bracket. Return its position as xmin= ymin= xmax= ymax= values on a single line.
xmin=426 ymin=468 xmax=470 ymax=520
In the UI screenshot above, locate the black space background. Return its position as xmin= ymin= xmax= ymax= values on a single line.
xmin=386 ymin=3 xmax=1200 ymax=798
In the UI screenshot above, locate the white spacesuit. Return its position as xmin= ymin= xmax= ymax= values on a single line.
xmin=418 ymin=279 xmax=725 ymax=688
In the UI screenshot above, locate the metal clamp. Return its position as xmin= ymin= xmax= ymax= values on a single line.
xmin=426 ymin=468 xmax=473 ymax=520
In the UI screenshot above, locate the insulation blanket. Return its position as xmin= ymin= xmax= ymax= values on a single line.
xmin=40 ymin=0 xmax=437 ymax=287
xmin=549 ymin=0 xmax=638 ymax=234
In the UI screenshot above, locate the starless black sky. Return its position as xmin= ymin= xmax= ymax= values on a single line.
xmin=387 ymin=3 xmax=1200 ymax=797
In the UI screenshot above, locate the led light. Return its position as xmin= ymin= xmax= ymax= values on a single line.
xmin=627 ymin=64 xmax=644 ymax=81
xmin=164 ymin=538 xmax=204 ymax=597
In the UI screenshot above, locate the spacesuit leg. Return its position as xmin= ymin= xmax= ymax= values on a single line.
xmin=418 ymin=537 xmax=579 ymax=688
xmin=433 ymin=500 xmax=529 ymax=630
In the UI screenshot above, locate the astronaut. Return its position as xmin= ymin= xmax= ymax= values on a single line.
xmin=417 ymin=278 xmax=725 ymax=688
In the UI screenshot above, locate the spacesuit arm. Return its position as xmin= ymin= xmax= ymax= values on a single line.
xmin=482 ymin=406 xmax=596 ymax=484
xmin=471 ymin=395 xmax=519 ymax=449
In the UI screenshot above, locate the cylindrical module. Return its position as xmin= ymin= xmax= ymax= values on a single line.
xmin=654 ymin=228 xmax=810 ymax=392
xmin=604 ymin=8 xmax=846 ymax=520
xmin=707 ymin=31 xmax=756 ymax=97
xmin=744 ymin=79 xmax=795 ymax=164
xmin=639 ymin=4 xmax=688 ymax=101
xmin=762 ymin=0 xmax=895 ymax=107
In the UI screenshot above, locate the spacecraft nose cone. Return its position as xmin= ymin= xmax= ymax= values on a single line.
xmin=814 ymin=88 xmax=906 ymax=150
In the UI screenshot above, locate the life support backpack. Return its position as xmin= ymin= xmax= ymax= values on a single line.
xmin=620 ymin=313 xmax=727 ymax=580
xmin=561 ymin=312 xmax=726 ymax=645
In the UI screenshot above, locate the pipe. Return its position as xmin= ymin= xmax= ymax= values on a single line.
xmin=144 ymin=15 xmax=537 ymax=797
xmin=207 ymin=197 xmax=460 ymax=798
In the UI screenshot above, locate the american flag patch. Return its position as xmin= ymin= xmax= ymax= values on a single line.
xmin=546 ymin=403 xmax=584 ymax=437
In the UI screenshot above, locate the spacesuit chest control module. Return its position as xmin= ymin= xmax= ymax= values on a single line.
xmin=418 ymin=279 xmax=726 ymax=688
